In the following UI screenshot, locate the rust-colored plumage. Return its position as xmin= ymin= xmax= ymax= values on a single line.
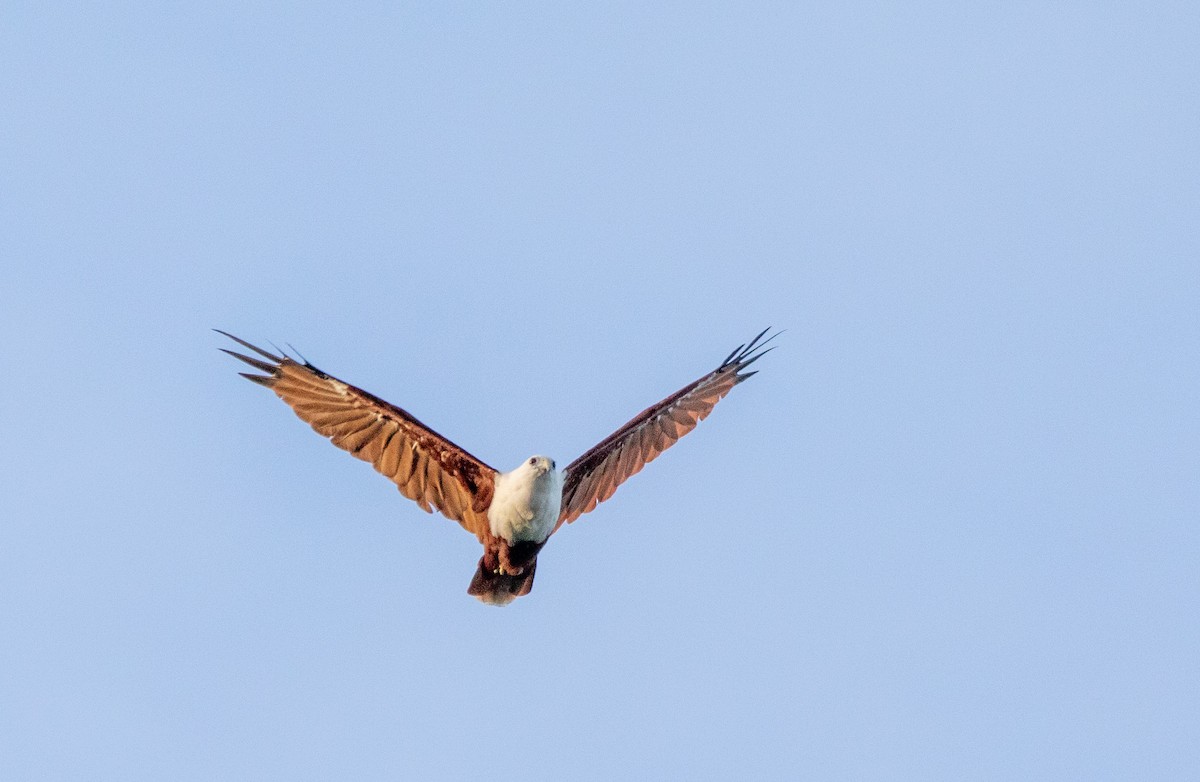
xmin=555 ymin=333 xmax=771 ymax=531
xmin=218 ymin=328 xmax=776 ymax=603
xmin=217 ymin=331 xmax=494 ymax=538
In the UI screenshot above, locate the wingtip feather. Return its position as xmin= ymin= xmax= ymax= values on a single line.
xmin=215 ymin=330 xmax=284 ymax=362
xmin=736 ymin=345 xmax=776 ymax=373
xmin=220 ymin=348 xmax=278 ymax=374
xmin=238 ymin=372 xmax=275 ymax=386
xmin=721 ymin=327 xmax=780 ymax=370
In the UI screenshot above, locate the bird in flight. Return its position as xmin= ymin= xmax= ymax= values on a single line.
xmin=218 ymin=328 xmax=776 ymax=605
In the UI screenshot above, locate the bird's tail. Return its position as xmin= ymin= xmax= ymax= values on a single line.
xmin=467 ymin=557 xmax=537 ymax=606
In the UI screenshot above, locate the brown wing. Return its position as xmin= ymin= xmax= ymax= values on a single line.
xmin=555 ymin=328 xmax=777 ymax=530
xmin=217 ymin=331 xmax=496 ymax=539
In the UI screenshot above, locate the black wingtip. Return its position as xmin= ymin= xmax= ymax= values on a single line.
xmin=737 ymin=345 xmax=776 ymax=371
xmin=238 ymin=372 xmax=275 ymax=386
xmin=285 ymin=342 xmax=312 ymax=367
xmin=220 ymin=348 xmax=278 ymax=374
xmin=720 ymin=341 xmax=748 ymax=366
xmin=215 ymin=330 xmax=284 ymax=363
xmin=721 ymin=327 xmax=781 ymax=373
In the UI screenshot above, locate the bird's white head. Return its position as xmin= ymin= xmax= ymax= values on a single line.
xmin=521 ymin=455 xmax=556 ymax=476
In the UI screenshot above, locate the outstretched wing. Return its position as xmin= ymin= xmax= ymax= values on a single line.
xmin=218 ymin=331 xmax=496 ymax=538
xmin=555 ymin=328 xmax=776 ymax=530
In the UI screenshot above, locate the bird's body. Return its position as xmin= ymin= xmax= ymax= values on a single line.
xmin=489 ymin=456 xmax=562 ymax=545
xmin=218 ymin=328 xmax=776 ymax=605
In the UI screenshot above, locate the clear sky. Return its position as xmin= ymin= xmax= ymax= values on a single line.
xmin=2 ymin=3 xmax=1197 ymax=780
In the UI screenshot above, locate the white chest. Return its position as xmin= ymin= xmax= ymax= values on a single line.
xmin=488 ymin=466 xmax=563 ymax=544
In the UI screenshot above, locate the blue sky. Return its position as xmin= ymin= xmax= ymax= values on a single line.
xmin=2 ymin=3 xmax=1197 ymax=779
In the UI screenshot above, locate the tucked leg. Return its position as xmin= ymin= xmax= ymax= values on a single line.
xmin=498 ymin=545 xmax=524 ymax=576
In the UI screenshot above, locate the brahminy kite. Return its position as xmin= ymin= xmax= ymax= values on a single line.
xmin=218 ymin=328 xmax=775 ymax=605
